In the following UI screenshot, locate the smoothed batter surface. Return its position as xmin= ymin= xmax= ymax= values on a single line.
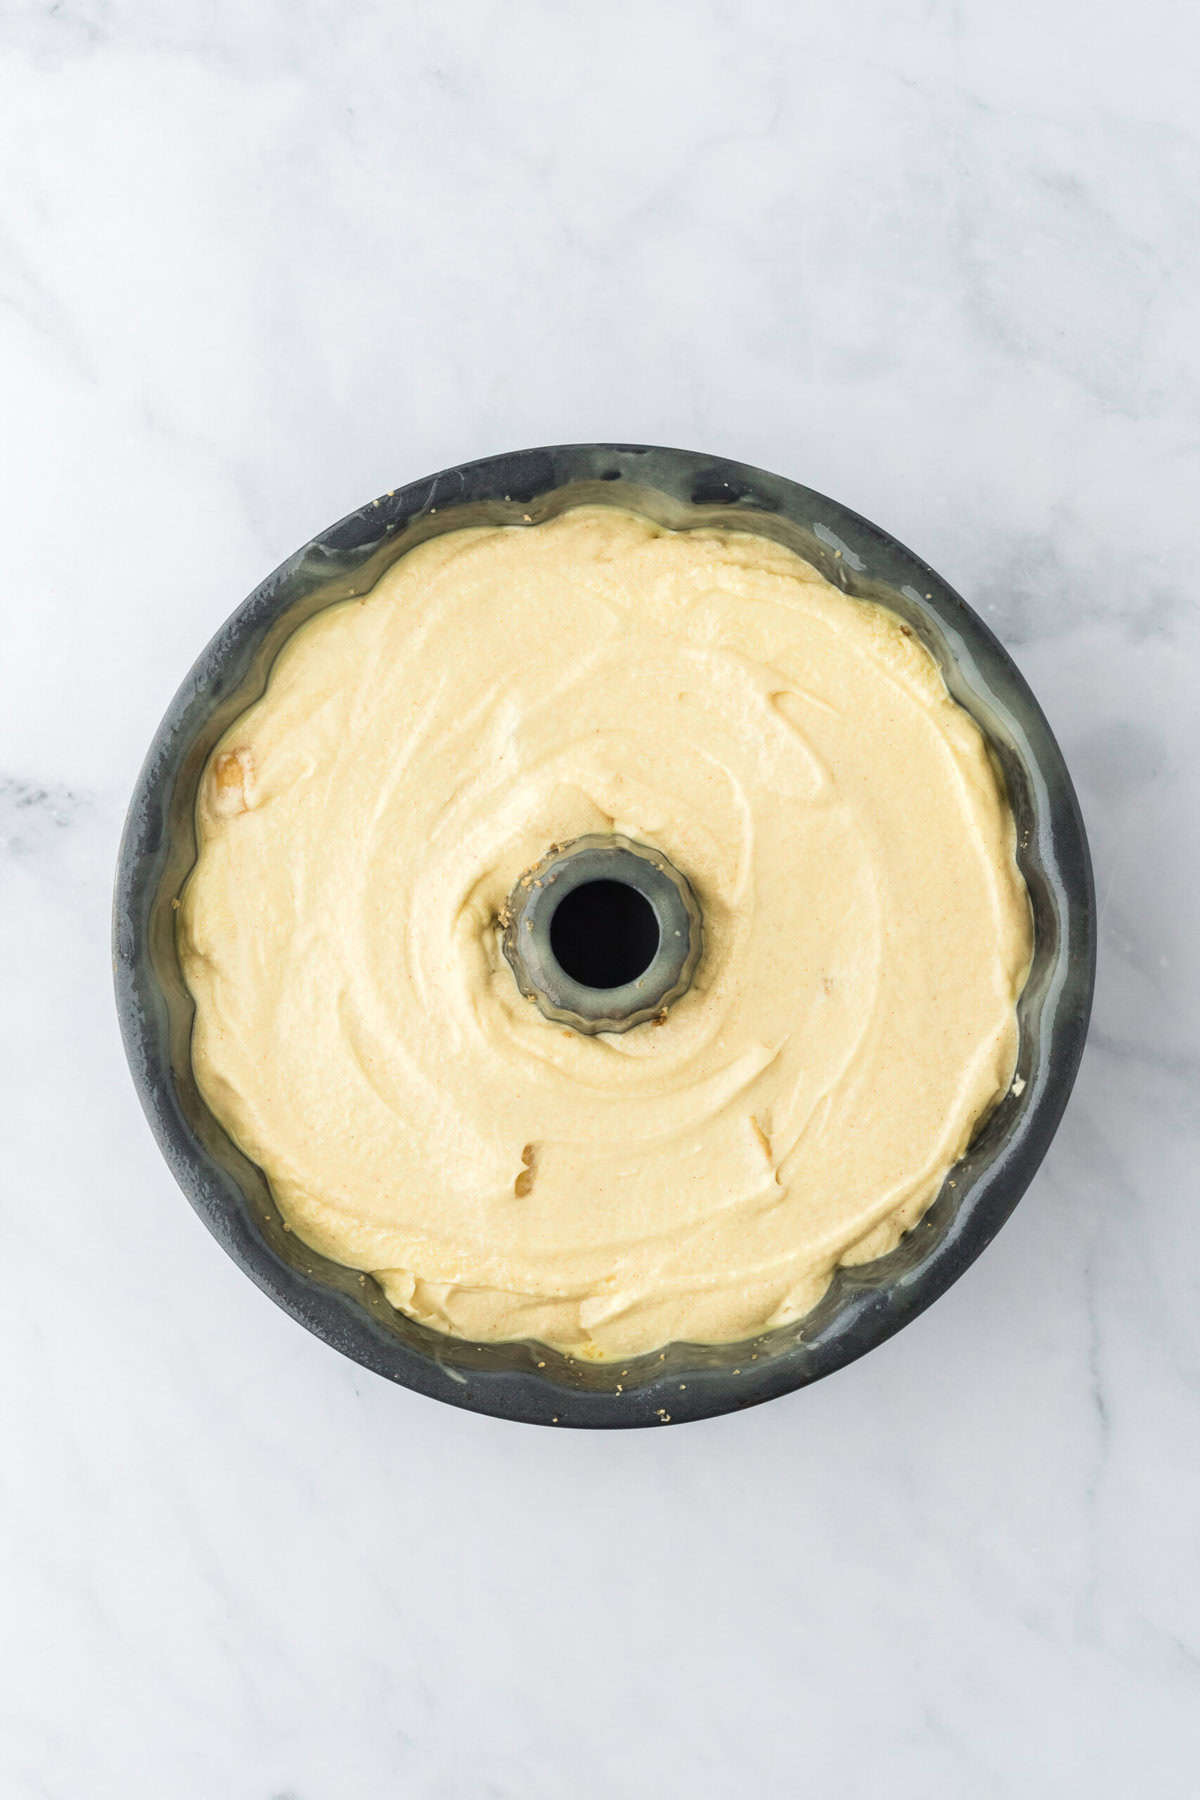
xmin=180 ymin=507 xmax=1031 ymax=1358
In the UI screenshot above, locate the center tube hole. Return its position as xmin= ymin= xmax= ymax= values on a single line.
xmin=549 ymin=880 xmax=661 ymax=990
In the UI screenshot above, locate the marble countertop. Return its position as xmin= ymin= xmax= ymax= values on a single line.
xmin=4 ymin=2 xmax=1198 ymax=1794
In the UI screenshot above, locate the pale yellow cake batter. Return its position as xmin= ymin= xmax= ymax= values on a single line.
xmin=179 ymin=506 xmax=1031 ymax=1358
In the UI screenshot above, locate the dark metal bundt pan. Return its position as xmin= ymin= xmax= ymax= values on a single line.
xmin=114 ymin=445 xmax=1095 ymax=1427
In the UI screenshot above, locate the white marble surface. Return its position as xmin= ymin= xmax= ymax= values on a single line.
xmin=3 ymin=1 xmax=1199 ymax=1793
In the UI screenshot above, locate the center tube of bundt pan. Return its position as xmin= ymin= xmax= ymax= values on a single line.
xmin=501 ymin=834 xmax=703 ymax=1035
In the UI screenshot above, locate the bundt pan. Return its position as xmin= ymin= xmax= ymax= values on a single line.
xmin=114 ymin=445 xmax=1095 ymax=1428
